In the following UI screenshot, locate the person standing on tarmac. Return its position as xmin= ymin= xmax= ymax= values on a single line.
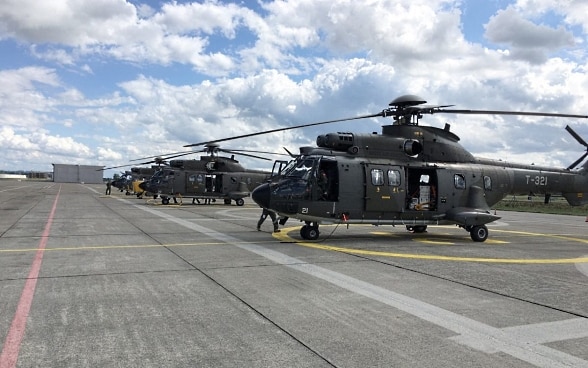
xmin=257 ymin=207 xmax=281 ymax=233
xmin=105 ymin=180 xmax=112 ymax=195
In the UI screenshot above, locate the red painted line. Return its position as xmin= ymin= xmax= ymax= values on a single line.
xmin=0 ymin=186 xmax=61 ymax=368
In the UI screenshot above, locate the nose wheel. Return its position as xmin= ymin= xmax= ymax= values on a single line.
xmin=300 ymin=223 xmax=320 ymax=240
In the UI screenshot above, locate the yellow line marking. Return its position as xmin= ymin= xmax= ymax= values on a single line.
xmin=0 ymin=240 xmax=278 ymax=253
xmin=272 ymin=226 xmax=588 ymax=264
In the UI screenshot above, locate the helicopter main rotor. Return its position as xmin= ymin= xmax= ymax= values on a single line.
xmin=184 ymin=94 xmax=588 ymax=148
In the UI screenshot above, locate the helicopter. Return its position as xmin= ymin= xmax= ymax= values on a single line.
xmin=185 ymin=95 xmax=588 ymax=242
xmin=100 ymin=157 xmax=172 ymax=197
xmin=138 ymin=143 xmax=289 ymax=205
xmin=129 ymin=166 xmax=161 ymax=198
xmin=110 ymin=171 xmax=133 ymax=194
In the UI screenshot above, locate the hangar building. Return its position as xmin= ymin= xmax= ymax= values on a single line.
xmin=52 ymin=164 xmax=104 ymax=184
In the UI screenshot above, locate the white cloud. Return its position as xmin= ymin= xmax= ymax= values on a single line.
xmin=485 ymin=7 xmax=575 ymax=63
xmin=1 ymin=0 xmax=587 ymax=176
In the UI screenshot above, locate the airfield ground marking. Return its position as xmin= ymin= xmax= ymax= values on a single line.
xmin=0 ymin=186 xmax=61 ymax=368
xmin=0 ymin=240 xmax=279 ymax=253
xmin=87 ymin=187 xmax=588 ymax=366
xmin=110 ymin=195 xmax=588 ymax=368
xmin=273 ymin=226 xmax=588 ymax=264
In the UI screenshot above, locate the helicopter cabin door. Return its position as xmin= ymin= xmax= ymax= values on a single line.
xmin=205 ymin=174 xmax=223 ymax=194
xmin=364 ymin=164 xmax=405 ymax=212
xmin=405 ymin=169 xmax=438 ymax=212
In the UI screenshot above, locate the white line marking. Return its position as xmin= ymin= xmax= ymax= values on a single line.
xmin=102 ymin=191 xmax=588 ymax=368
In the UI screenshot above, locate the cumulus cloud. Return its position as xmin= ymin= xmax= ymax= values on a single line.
xmin=0 ymin=0 xmax=587 ymax=175
xmin=485 ymin=7 xmax=575 ymax=63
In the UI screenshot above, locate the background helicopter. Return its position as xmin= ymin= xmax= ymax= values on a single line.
xmin=185 ymin=95 xmax=588 ymax=242
xmin=137 ymin=143 xmax=289 ymax=205
xmin=100 ymin=156 xmax=174 ymax=197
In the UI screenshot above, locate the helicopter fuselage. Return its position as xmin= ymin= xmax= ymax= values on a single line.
xmin=140 ymin=156 xmax=271 ymax=205
xmin=252 ymin=125 xmax=588 ymax=241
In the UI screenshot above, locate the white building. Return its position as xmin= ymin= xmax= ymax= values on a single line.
xmin=52 ymin=164 xmax=104 ymax=184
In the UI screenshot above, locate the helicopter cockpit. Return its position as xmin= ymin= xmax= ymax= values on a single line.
xmin=268 ymin=156 xmax=338 ymax=202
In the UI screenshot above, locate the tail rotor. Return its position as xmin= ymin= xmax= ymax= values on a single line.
xmin=565 ymin=125 xmax=588 ymax=170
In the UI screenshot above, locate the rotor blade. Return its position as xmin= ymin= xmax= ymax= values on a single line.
xmin=183 ymin=112 xmax=383 ymax=147
xmin=283 ymin=147 xmax=297 ymax=158
xmin=567 ymin=152 xmax=588 ymax=170
xmin=565 ymin=125 xmax=588 ymax=147
xmin=229 ymin=148 xmax=291 ymax=156
xmin=432 ymin=109 xmax=588 ymax=119
xmin=220 ymin=149 xmax=272 ymax=161
xmin=97 ymin=163 xmax=138 ymax=171
xmin=130 ymin=149 xmax=200 ymax=162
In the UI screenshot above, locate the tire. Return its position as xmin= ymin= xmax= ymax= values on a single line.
xmin=236 ymin=198 xmax=245 ymax=206
xmin=306 ymin=226 xmax=319 ymax=240
xmin=470 ymin=225 xmax=488 ymax=242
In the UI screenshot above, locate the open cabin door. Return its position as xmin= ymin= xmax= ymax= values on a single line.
xmin=364 ymin=164 xmax=405 ymax=212
xmin=205 ymin=174 xmax=223 ymax=194
xmin=405 ymin=168 xmax=438 ymax=212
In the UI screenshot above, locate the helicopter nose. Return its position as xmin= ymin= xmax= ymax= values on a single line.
xmin=252 ymin=183 xmax=270 ymax=209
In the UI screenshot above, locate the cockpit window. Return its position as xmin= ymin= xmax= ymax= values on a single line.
xmin=282 ymin=157 xmax=316 ymax=180
xmin=277 ymin=159 xmax=297 ymax=176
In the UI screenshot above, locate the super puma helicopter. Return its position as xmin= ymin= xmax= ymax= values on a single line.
xmin=186 ymin=94 xmax=588 ymax=242
xmin=100 ymin=156 xmax=174 ymax=197
xmin=137 ymin=143 xmax=288 ymax=205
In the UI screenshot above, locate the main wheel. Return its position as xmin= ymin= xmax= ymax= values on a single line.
xmin=406 ymin=225 xmax=427 ymax=233
xmin=300 ymin=225 xmax=309 ymax=239
xmin=306 ymin=226 xmax=319 ymax=240
xmin=470 ymin=225 xmax=488 ymax=242
xmin=162 ymin=197 xmax=170 ymax=205
xmin=235 ymin=198 xmax=245 ymax=206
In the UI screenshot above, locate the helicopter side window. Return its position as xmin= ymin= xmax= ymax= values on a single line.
xmin=454 ymin=174 xmax=466 ymax=189
xmin=484 ymin=176 xmax=492 ymax=191
xmin=371 ymin=169 xmax=385 ymax=186
xmin=388 ymin=170 xmax=401 ymax=186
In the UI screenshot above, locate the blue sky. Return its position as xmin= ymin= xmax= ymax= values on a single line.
xmin=1 ymin=0 xmax=587 ymax=177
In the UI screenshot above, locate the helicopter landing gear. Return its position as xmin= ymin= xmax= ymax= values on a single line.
xmin=300 ymin=222 xmax=319 ymax=240
xmin=467 ymin=225 xmax=488 ymax=242
xmin=161 ymin=197 xmax=170 ymax=205
xmin=235 ymin=198 xmax=245 ymax=206
xmin=406 ymin=225 xmax=427 ymax=233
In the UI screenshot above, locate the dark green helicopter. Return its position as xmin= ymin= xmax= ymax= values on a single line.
xmin=138 ymin=143 xmax=287 ymax=205
xmin=186 ymin=95 xmax=588 ymax=242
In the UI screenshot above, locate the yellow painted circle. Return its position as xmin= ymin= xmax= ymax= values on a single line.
xmin=272 ymin=226 xmax=588 ymax=264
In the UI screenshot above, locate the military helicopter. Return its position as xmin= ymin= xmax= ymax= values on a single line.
xmin=100 ymin=157 xmax=173 ymax=196
xmin=138 ymin=143 xmax=289 ymax=205
xmin=129 ymin=166 xmax=161 ymax=198
xmin=109 ymin=171 xmax=133 ymax=194
xmin=186 ymin=95 xmax=588 ymax=242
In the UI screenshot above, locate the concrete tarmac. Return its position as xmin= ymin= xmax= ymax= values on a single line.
xmin=1 ymin=181 xmax=587 ymax=368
